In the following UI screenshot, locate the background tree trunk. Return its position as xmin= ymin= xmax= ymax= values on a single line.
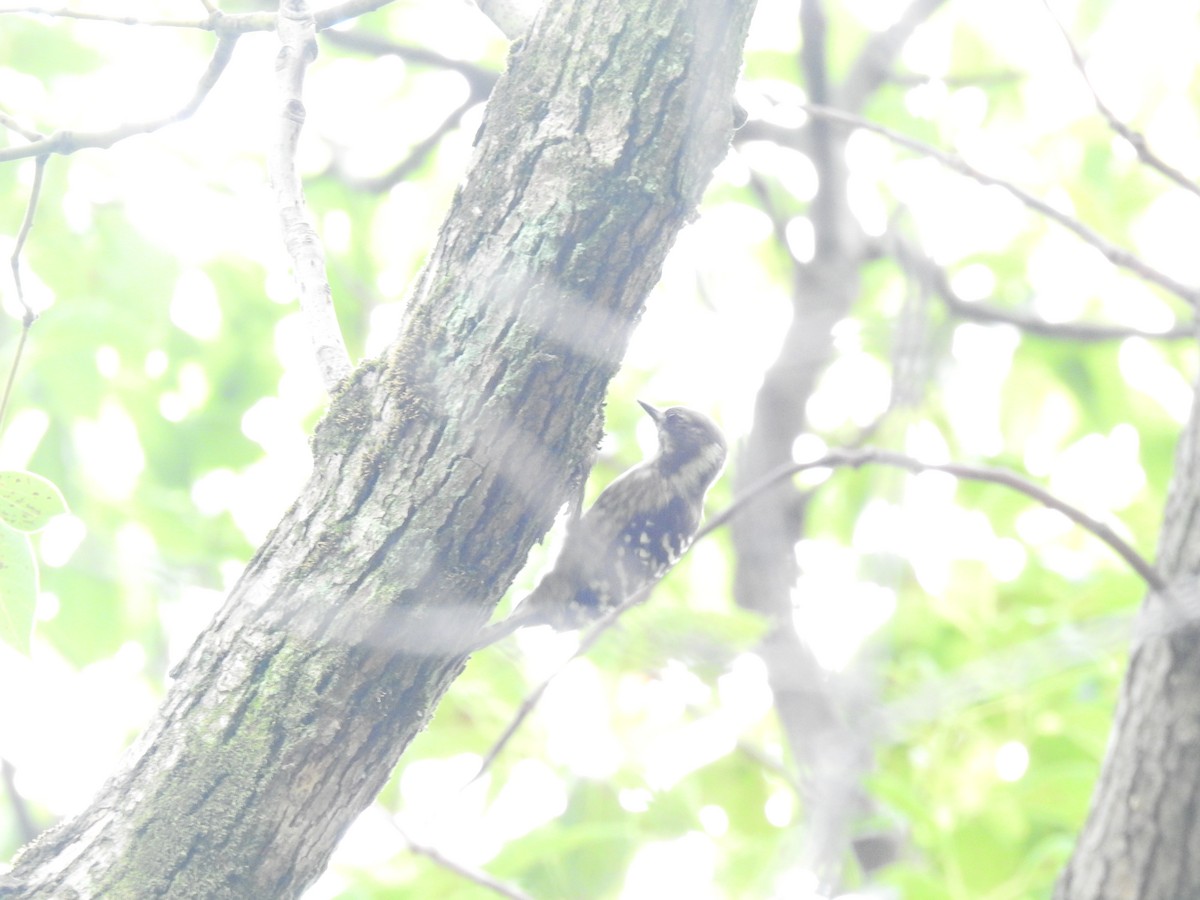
xmin=0 ymin=0 xmax=755 ymax=896
xmin=730 ymin=0 xmax=946 ymax=887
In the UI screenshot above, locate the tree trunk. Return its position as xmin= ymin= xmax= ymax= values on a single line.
xmin=1056 ymin=379 xmax=1200 ymax=898
xmin=0 ymin=0 xmax=756 ymax=896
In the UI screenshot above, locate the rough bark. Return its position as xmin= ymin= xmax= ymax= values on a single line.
xmin=0 ymin=0 xmax=756 ymax=896
xmin=1055 ymin=378 xmax=1200 ymax=899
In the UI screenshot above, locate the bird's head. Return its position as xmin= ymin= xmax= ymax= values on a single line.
xmin=638 ymin=401 xmax=727 ymax=479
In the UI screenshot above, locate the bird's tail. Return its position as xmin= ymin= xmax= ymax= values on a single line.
xmin=466 ymin=572 xmax=568 ymax=652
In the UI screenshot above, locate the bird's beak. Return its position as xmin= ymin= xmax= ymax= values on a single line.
xmin=638 ymin=400 xmax=663 ymax=423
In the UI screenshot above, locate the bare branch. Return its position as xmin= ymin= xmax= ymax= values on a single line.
xmin=1039 ymin=0 xmax=1200 ymax=200
xmin=318 ymin=30 xmax=497 ymax=194
xmin=271 ymin=0 xmax=352 ymax=389
xmin=809 ymin=102 xmax=1200 ymax=307
xmin=313 ymin=0 xmax=401 ymax=30
xmin=0 ymin=3 xmax=280 ymax=32
xmin=328 ymin=95 xmax=481 ymax=193
xmin=0 ymin=33 xmax=239 ymax=163
xmin=889 ymin=235 xmax=1197 ymax=341
xmin=0 ymin=4 xmax=214 ymax=28
xmin=468 ymin=585 xmax=648 ymax=783
xmin=8 ymin=157 xmax=44 ymax=324
xmin=743 ymin=105 xmax=1200 ymax=309
xmin=0 ymin=1 xmax=401 ymax=31
xmin=393 ymin=823 xmax=534 ymax=900
xmin=703 ymin=448 xmax=1164 ymax=592
xmin=889 ymin=70 xmax=1023 ymax=88
xmin=320 ymin=29 xmax=499 ymax=96
xmin=938 ymin=284 xmax=1195 ymax=342
xmin=0 ymin=109 xmax=44 ymax=143
xmin=0 ymin=4 xmax=489 ymax=173
xmin=0 ymin=0 xmax=409 ymax=36
xmin=1 ymin=155 xmax=46 ymax=432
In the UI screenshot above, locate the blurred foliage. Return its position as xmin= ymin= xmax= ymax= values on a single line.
xmin=0 ymin=470 xmax=68 ymax=653
xmin=1 ymin=0 xmax=1197 ymax=897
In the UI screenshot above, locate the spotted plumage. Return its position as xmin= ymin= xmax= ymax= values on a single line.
xmin=507 ymin=401 xmax=726 ymax=631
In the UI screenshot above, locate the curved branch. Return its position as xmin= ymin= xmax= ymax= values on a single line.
xmin=706 ymin=448 xmax=1164 ymax=591
xmin=0 ymin=33 xmax=239 ymax=163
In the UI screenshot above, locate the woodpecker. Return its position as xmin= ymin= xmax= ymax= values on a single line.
xmin=481 ymin=401 xmax=726 ymax=642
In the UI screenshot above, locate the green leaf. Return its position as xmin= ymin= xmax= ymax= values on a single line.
xmin=0 ymin=470 xmax=68 ymax=533
xmin=0 ymin=522 xmax=37 ymax=655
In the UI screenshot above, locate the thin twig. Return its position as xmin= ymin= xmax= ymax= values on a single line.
xmin=0 ymin=33 xmax=239 ymax=164
xmin=777 ymin=104 xmax=1200 ymax=310
xmin=8 ymin=156 xmax=44 ymax=320
xmin=2 ymin=0 xmax=397 ymax=33
xmin=467 ymin=586 xmax=649 ymax=783
xmin=888 ymin=70 xmax=1023 ymax=88
xmin=0 ymin=1 xmax=452 ymax=167
xmin=0 ymin=4 xmax=215 ymax=28
xmin=0 ymin=109 xmax=44 ymax=143
xmin=271 ymin=0 xmax=352 ymax=389
xmin=0 ymin=4 xmax=289 ymax=33
xmin=321 ymin=29 xmax=499 ymax=95
xmin=1039 ymin=0 xmax=1200 ymax=200
xmin=0 ymin=312 xmax=35 ymax=436
xmin=1 ymin=155 xmax=47 ymax=433
xmin=939 ymin=285 xmax=1195 ymax=342
xmin=318 ymin=30 xmax=496 ymax=193
xmin=393 ymin=822 xmax=534 ymax=900
xmin=890 ymin=234 xmax=1197 ymax=341
xmin=327 ymin=93 xmax=483 ymax=193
